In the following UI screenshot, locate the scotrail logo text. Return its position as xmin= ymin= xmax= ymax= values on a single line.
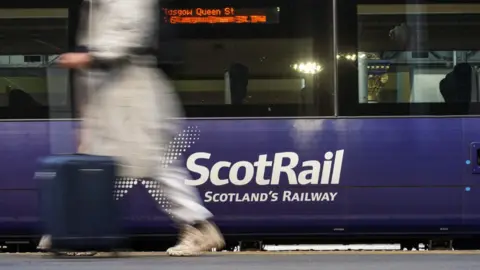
xmin=185 ymin=150 xmax=344 ymax=186
xmin=185 ymin=150 xmax=344 ymax=203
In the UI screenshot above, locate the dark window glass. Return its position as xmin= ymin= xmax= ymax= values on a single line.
xmin=158 ymin=0 xmax=335 ymax=117
xmin=0 ymin=7 xmax=71 ymax=119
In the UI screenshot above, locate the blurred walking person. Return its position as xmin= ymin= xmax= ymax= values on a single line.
xmin=37 ymin=0 xmax=224 ymax=256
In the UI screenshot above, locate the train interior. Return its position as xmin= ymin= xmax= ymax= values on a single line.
xmin=357 ymin=4 xmax=480 ymax=104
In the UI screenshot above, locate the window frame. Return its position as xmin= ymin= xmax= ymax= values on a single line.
xmin=336 ymin=0 xmax=480 ymax=117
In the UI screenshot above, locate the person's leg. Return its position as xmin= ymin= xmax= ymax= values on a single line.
xmin=140 ymin=70 xmax=224 ymax=256
xmin=152 ymin=158 xmax=224 ymax=256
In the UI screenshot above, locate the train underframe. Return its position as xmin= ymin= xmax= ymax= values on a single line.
xmin=0 ymin=233 xmax=478 ymax=253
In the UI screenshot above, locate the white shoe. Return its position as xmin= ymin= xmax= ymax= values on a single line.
xmin=166 ymin=225 xmax=204 ymax=256
xmin=166 ymin=221 xmax=225 ymax=257
xmin=197 ymin=221 xmax=225 ymax=251
xmin=37 ymin=235 xmax=52 ymax=251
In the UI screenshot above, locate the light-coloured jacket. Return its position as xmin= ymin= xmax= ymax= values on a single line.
xmin=76 ymin=0 xmax=184 ymax=178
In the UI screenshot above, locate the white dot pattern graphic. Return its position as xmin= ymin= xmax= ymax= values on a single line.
xmin=140 ymin=179 xmax=171 ymax=213
xmin=112 ymin=126 xmax=201 ymax=215
xmin=113 ymin=178 xmax=138 ymax=200
xmin=162 ymin=126 xmax=201 ymax=167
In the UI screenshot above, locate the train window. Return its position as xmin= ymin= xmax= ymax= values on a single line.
xmin=0 ymin=8 xmax=71 ymax=119
xmin=158 ymin=0 xmax=335 ymax=117
xmin=336 ymin=0 xmax=480 ymax=116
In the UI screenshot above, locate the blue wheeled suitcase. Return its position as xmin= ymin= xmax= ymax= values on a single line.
xmin=37 ymin=154 xmax=125 ymax=254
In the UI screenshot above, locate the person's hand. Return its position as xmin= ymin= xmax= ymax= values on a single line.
xmin=57 ymin=53 xmax=92 ymax=69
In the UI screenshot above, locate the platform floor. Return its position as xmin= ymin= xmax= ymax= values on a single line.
xmin=1 ymin=251 xmax=480 ymax=270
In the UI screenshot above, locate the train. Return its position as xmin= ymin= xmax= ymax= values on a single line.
xmin=1 ymin=0 xmax=480 ymax=252
xmin=1 ymin=118 xmax=480 ymax=251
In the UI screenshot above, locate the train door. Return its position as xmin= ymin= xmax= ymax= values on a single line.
xmin=462 ymin=65 xmax=480 ymax=237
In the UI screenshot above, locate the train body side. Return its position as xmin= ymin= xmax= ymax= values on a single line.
xmin=0 ymin=117 xmax=478 ymax=238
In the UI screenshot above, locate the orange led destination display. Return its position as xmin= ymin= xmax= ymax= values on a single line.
xmin=161 ymin=7 xmax=279 ymax=24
